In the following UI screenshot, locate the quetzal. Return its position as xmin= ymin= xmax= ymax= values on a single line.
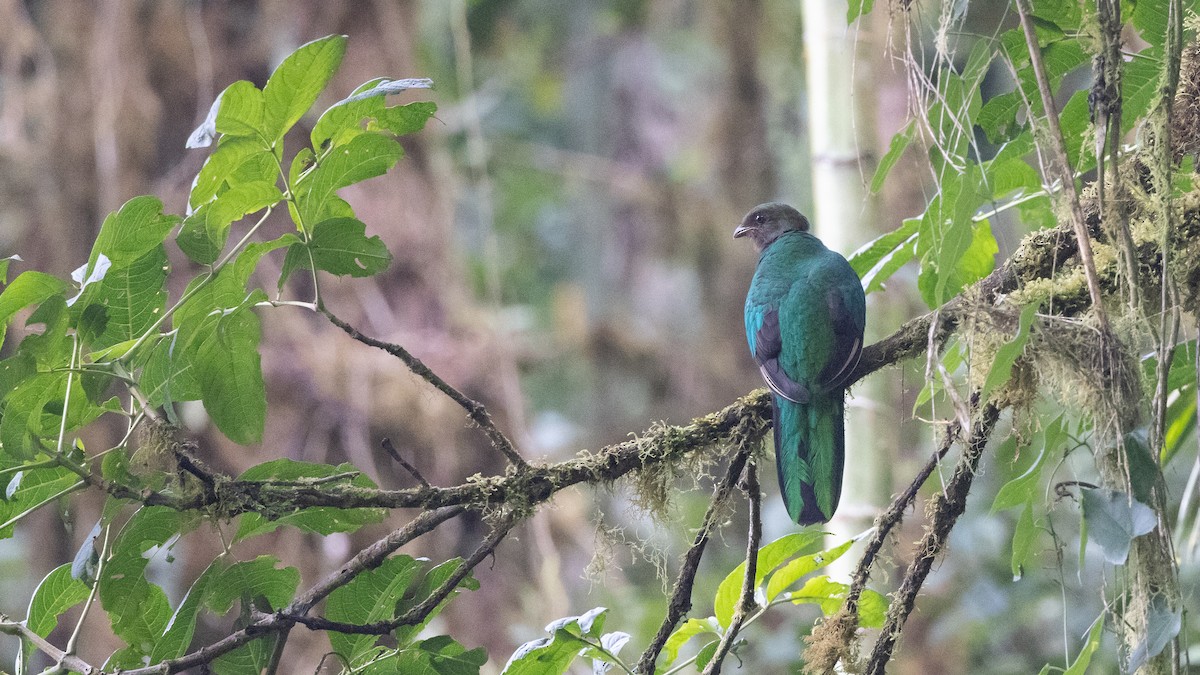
xmin=734 ymin=203 xmax=866 ymax=525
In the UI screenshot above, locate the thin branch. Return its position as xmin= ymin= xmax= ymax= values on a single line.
xmin=702 ymin=463 xmax=762 ymax=675
xmin=382 ymin=437 xmax=431 ymax=488
xmin=865 ymin=400 xmax=1002 ymax=674
xmin=321 ymin=307 xmax=528 ymax=470
xmin=636 ymin=439 xmax=756 ymax=673
xmin=289 ymin=512 xmax=517 ymax=635
xmin=0 ymin=615 xmax=98 ymax=674
xmin=843 ymin=417 xmax=965 ymax=617
xmin=1014 ymin=0 xmax=1107 ymax=326
xmin=117 ymin=507 xmax=465 ymax=675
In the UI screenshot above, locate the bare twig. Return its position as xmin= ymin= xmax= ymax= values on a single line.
xmin=702 ymin=463 xmax=762 ymax=675
xmin=865 ymin=401 xmax=1002 ymax=674
xmin=382 ymin=437 xmax=431 ymax=488
xmin=0 ymin=614 xmax=98 ymax=674
xmin=322 ymin=308 xmax=528 ymax=470
xmin=636 ymin=440 xmax=755 ymax=674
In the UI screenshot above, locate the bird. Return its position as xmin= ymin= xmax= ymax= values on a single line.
xmin=734 ymin=203 xmax=866 ymax=525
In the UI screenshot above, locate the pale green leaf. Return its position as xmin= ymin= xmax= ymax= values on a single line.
xmin=714 ymin=531 xmax=825 ymax=628
xmin=764 ymin=538 xmax=854 ymax=603
xmin=214 ymin=80 xmax=265 ymax=138
xmin=1081 ymin=488 xmax=1157 ymax=565
xmin=26 ymin=564 xmax=89 ymax=637
xmin=981 ymin=303 xmax=1038 ymax=405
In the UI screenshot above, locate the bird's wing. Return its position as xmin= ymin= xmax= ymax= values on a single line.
xmin=816 ymin=275 xmax=866 ymax=390
xmin=753 ymin=307 xmax=810 ymax=404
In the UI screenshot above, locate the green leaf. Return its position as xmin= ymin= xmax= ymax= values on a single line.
xmin=214 ymin=80 xmax=266 ymax=138
xmin=714 ymin=531 xmax=825 ymax=628
xmin=394 ymin=558 xmax=481 ymax=646
xmin=1081 ymin=487 xmax=1157 ymax=565
xmin=870 ymin=120 xmax=915 ymax=193
xmin=26 ymin=563 xmax=90 ymax=638
xmin=0 ymin=370 xmax=109 ymax=461
xmin=695 ymin=640 xmax=720 ymax=670
xmin=138 ymin=333 xmax=202 ymax=407
xmin=1010 ymin=501 xmax=1038 ymax=580
xmin=848 ymin=217 xmax=918 ymax=295
xmin=312 ymin=78 xmax=435 ymax=149
xmin=262 ymin=35 xmax=348 ymax=142
xmin=327 ymin=555 xmax=425 ymax=665
xmin=0 ymin=255 xmax=20 ymax=285
xmin=87 ymin=196 xmax=179 ymax=269
xmin=73 ymin=246 xmax=169 ymax=350
xmin=100 ymin=507 xmax=196 ymax=665
xmin=0 ymin=467 xmax=80 ymax=536
xmin=981 ymin=302 xmax=1038 ymax=405
xmin=150 ymin=561 xmax=221 ymax=662
xmin=191 ymin=307 xmax=266 ymax=445
xmin=0 ymin=271 xmax=68 ymax=347
xmin=205 ymin=555 xmax=300 ymax=615
xmin=211 ymin=637 xmax=276 ymax=675
xmin=847 ymin=0 xmax=875 ymax=22
xmin=502 ymin=608 xmax=608 ymax=675
xmin=189 ymin=137 xmax=275 ymax=211
xmin=294 ymin=132 xmax=403 ymax=226
xmin=991 ymin=416 xmax=1062 ymax=513
xmin=789 ymin=575 xmax=887 ymax=628
xmin=764 ymin=538 xmax=854 ymax=603
xmin=281 ymin=217 xmax=392 ymax=284
xmin=1063 ymin=615 xmax=1104 ymax=675
xmin=916 ymin=169 xmax=984 ymax=308
xmin=204 ymin=181 xmax=284 ymax=243
xmin=234 ymin=459 xmax=384 ymax=542
xmin=662 ymin=617 xmax=721 ymax=668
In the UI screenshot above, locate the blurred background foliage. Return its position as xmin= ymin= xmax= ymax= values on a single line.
xmin=0 ymin=0 xmax=1194 ymax=672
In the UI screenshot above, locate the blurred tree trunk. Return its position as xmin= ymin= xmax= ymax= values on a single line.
xmin=800 ymin=0 xmax=894 ymax=554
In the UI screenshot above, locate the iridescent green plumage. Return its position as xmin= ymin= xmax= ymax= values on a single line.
xmin=735 ymin=203 xmax=865 ymax=525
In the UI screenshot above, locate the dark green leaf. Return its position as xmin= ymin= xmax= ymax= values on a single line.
xmin=100 ymin=507 xmax=196 ymax=664
xmin=502 ymin=608 xmax=608 ymax=675
xmin=281 ymin=217 xmax=392 ymax=284
xmin=191 ymin=307 xmax=266 ymax=445
xmin=1081 ymin=487 xmax=1157 ymax=565
xmin=211 ymin=637 xmax=276 ymax=675
xmin=327 ymin=555 xmax=426 ymax=665
xmin=394 ymin=558 xmax=480 ymax=646
xmin=151 ymin=561 xmax=221 ymax=662
xmin=262 ymin=35 xmax=348 ymax=142
xmin=204 ymin=181 xmax=284 ymax=243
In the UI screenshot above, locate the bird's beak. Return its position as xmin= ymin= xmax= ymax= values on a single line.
xmin=733 ymin=225 xmax=753 ymax=239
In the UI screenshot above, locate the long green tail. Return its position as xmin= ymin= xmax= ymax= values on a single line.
xmin=773 ymin=394 xmax=845 ymax=525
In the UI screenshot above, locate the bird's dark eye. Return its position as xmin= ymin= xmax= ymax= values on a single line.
xmin=755 ymin=213 xmax=766 ymax=224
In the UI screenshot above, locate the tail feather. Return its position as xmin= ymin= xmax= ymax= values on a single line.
xmin=773 ymin=394 xmax=845 ymax=525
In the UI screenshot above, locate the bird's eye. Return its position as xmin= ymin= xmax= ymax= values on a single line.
xmin=755 ymin=213 xmax=766 ymax=224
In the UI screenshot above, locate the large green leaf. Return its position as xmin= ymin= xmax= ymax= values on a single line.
xmin=262 ymin=35 xmax=348 ymax=142
xmin=204 ymin=555 xmax=300 ymax=615
xmin=280 ymin=217 xmax=392 ymax=284
xmin=294 ymin=132 xmax=403 ymax=226
xmin=214 ymin=80 xmax=266 ymax=139
xmin=764 ymin=538 xmax=855 ymax=602
xmin=189 ymin=306 xmax=267 ymax=445
xmin=981 ymin=302 xmax=1038 ymax=405
xmin=662 ymin=617 xmax=721 ymax=668
xmin=188 ymin=137 xmax=276 ymax=211
xmin=848 ymin=217 xmax=918 ymax=295
xmin=503 ymin=607 xmax=608 ymax=675
xmin=26 ymin=563 xmax=90 ymax=638
xmin=789 ymin=575 xmax=887 ymax=628
xmin=326 ymin=555 xmax=425 ymax=665
xmin=100 ymin=507 xmax=197 ymax=666
xmin=149 ymin=561 xmax=221 ymax=663
xmin=0 ymin=466 xmax=81 ymax=537
xmin=312 ymin=78 xmax=435 ymax=149
xmin=73 ymin=246 xmax=169 ymax=351
xmin=713 ymin=531 xmax=825 ymax=628
xmin=87 ymin=196 xmax=179 ymax=270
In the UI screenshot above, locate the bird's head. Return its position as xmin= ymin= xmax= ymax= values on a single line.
xmin=733 ymin=202 xmax=811 ymax=252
